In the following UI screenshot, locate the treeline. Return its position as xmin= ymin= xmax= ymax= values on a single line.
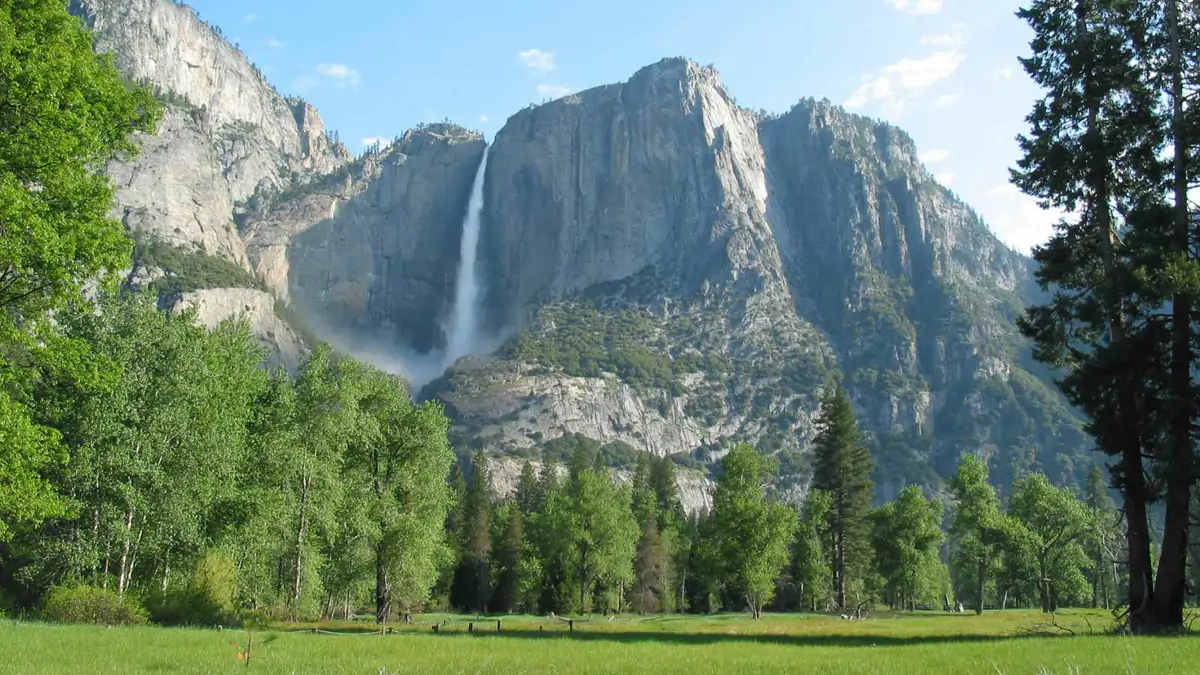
xmin=435 ymin=386 xmax=1124 ymax=620
xmin=0 ymin=290 xmax=457 ymax=624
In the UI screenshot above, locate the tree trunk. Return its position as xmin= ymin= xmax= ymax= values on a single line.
xmin=1039 ymin=555 xmax=1051 ymax=613
xmin=292 ymin=474 xmax=311 ymax=607
xmin=1153 ymin=0 xmax=1192 ymax=634
xmin=834 ymin=528 xmax=845 ymax=611
xmin=117 ymin=505 xmax=134 ymax=595
xmin=975 ymin=557 xmax=986 ymax=615
xmin=375 ymin=539 xmax=389 ymax=624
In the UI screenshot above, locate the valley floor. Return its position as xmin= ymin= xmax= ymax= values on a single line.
xmin=3 ymin=609 xmax=1196 ymax=674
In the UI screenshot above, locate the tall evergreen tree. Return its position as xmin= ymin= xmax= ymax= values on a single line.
xmin=514 ymin=460 xmax=540 ymax=515
xmin=630 ymin=515 xmax=670 ymax=613
xmin=810 ymin=385 xmax=875 ymax=611
xmin=1013 ymin=0 xmax=1168 ymax=631
xmin=489 ymin=503 xmax=525 ymax=614
xmin=451 ymin=451 xmax=494 ymax=613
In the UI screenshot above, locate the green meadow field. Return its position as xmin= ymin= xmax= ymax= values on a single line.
xmin=2 ymin=610 xmax=1197 ymax=674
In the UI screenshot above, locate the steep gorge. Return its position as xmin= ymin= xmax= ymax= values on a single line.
xmin=73 ymin=1 xmax=1088 ymax=498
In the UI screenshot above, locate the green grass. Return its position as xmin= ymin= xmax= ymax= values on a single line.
xmin=2 ymin=610 xmax=1196 ymax=674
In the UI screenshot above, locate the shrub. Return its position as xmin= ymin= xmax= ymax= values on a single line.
xmin=42 ymin=585 xmax=148 ymax=625
xmin=145 ymin=552 xmax=238 ymax=626
xmin=135 ymin=238 xmax=266 ymax=294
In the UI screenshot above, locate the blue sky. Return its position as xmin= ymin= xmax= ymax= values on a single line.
xmin=189 ymin=0 xmax=1056 ymax=253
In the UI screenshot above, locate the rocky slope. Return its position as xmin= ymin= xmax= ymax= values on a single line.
xmin=430 ymin=59 xmax=1086 ymax=498
xmin=77 ymin=0 xmax=1088 ymax=500
xmin=70 ymin=0 xmax=349 ymax=365
xmin=242 ymin=126 xmax=486 ymax=354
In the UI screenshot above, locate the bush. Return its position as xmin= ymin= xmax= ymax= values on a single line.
xmin=42 ymin=585 xmax=148 ymax=625
xmin=145 ymin=552 xmax=238 ymax=626
xmin=135 ymin=238 xmax=266 ymax=294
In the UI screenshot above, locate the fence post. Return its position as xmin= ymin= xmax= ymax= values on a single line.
xmin=496 ymin=620 xmax=501 ymax=632
xmin=468 ymin=622 xmax=474 ymax=633
xmin=433 ymin=624 xmax=439 ymax=633
xmin=568 ymin=619 xmax=573 ymax=634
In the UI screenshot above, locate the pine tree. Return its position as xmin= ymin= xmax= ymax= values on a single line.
xmin=810 ymin=385 xmax=875 ymax=611
xmin=451 ymin=451 xmax=494 ymax=613
xmin=490 ymin=504 xmax=524 ymax=614
xmin=1013 ymin=0 xmax=1165 ymax=632
xmin=630 ymin=515 xmax=669 ymax=613
xmin=514 ymin=460 xmax=540 ymax=515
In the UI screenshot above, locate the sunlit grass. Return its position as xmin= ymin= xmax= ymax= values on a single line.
xmin=3 ymin=609 xmax=1196 ymax=674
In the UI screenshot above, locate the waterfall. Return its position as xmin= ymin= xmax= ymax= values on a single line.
xmin=443 ymin=145 xmax=489 ymax=367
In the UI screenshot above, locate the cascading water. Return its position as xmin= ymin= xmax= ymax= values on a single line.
xmin=443 ymin=145 xmax=490 ymax=368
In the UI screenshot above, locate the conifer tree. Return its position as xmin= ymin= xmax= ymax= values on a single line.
xmin=490 ymin=504 xmax=524 ymax=614
xmin=630 ymin=515 xmax=670 ymax=613
xmin=515 ymin=460 xmax=540 ymax=515
xmin=451 ymin=451 xmax=494 ymax=613
xmin=1013 ymin=0 xmax=1166 ymax=631
xmin=810 ymin=385 xmax=875 ymax=611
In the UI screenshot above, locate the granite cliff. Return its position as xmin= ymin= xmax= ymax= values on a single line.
xmin=74 ymin=1 xmax=1087 ymax=500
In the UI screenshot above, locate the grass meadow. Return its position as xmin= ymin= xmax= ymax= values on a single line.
xmin=2 ymin=609 xmax=1197 ymax=674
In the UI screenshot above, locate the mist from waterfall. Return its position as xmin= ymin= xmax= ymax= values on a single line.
xmin=443 ymin=144 xmax=489 ymax=369
xmin=289 ymin=143 xmax=495 ymax=394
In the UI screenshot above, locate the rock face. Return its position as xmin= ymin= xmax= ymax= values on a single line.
xmin=433 ymin=58 xmax=1087 ymax=496
xmin=69 ymin=0 xmax=349 ymax=366
xmin=75 ymin=0 xmax=1087 ymax=500
xmin=243 ymin=127 xmax=486 ymax=353
xmin=70 ymin=0 xmax=349 ymax=267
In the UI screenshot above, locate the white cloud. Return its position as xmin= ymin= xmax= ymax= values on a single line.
xmin=919 ymin=148 xmax=950 ymax=164
xmin=518 ymin=49 xmax=556 ymax=73
xmin=995 ymin=66 xmax=1015 ymax=81
xmin=934 ymin=92 xmax=962 ymax=107
xmin=265 ymin=38 xmax=285 ymax=48
xmin=979 ymin=183 xmax=1067 ymax=253
xmin=536 ymin=83 xmax=573 ymax=99
xmin=845 ymin=50 xmax=966 ymax=114
xmin=478 ymin=115 xmax=490 ymax=123
xmin=316 ymin=63 xmax=361 ymax=87
xmin=361 ymin=136 xmax=388 ymax=148
xmin=935 ymin=173 xmax=955 ymax=186
xmin=885 ymin=0 xmax=944 ymax=15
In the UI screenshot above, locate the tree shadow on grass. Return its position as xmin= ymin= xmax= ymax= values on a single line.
xmin=414 ymin=627 xmax=1081 ymax=649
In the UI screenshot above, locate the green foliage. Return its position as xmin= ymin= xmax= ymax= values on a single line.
xmin=870 ymin=486 xmax=946 ymax=610
xmin=501 ymin=303 xmax=697 ymax=392
xmin=789 ymin=490 xmax=833 ymax=612
xmin=42 ymin=585 xmax=148 ymax=626
xmin=1007 ymin=473 xmax=1093 ymax=611
xmin=534 ymin=463 xmax=639 ymax=613
xmin=539 ymin=433 xmax=642 ymax=469
xmin=134 ymin=239 xmax=266 ymax=294
xmin=145 ymin=552 xmax=238 ymax=626
xmin=0 ymin=0 xmax=159 ymax=543
xmin=810 ymin=385 xmax=875 ymax=610
xmin=705 ymin=444 xmax=798 ymax=619
xmin=450 ymin=451 xmax=495 ymax=613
